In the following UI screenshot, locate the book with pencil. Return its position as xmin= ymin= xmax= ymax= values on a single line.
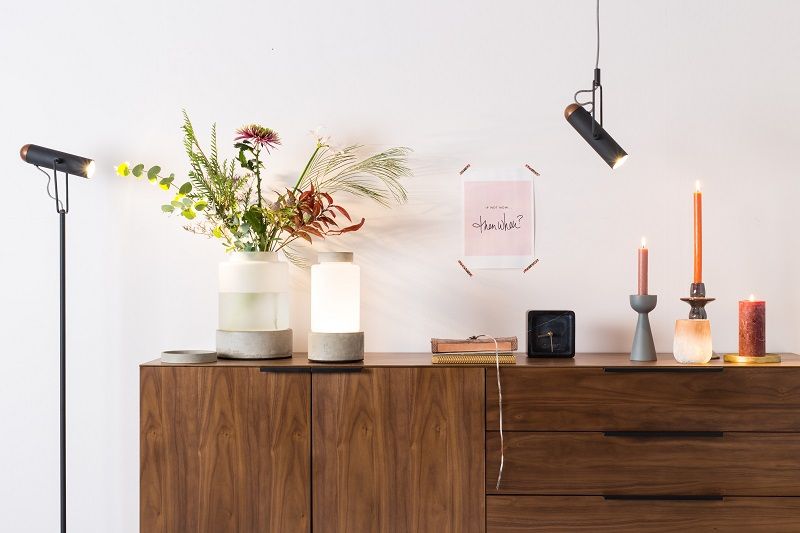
xmin=431 ymin=336 xmax=517 ymax=354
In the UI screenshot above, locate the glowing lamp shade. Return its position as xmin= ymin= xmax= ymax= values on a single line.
xmin=308 ymin=252 xmax=364 ymax=362
xmin=20 ymin=144 xmax=95 ymax=178
xmin=311 ymin=252 xmax=360 ymax=333
xmin=673 ymin=319 xmax=713 ymax=364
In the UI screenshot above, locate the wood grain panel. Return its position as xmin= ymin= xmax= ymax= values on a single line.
xmin=312 ymin=367 xmax=484 ymax=533
xmin=487 ymin=432 xmax=800 ymax=495
xmin=487 ymin=496 xmax=800 ymax=532
xmin=140 ymin=366 xmax=310 ymax=533
xmin=486 ymin=367 xmax=800 ymax=431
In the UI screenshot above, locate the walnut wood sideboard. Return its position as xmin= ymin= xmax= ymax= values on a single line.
xmin=140 ymin=353 xmax=800 ymax=532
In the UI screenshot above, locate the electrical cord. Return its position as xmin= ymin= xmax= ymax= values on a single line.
xmin=472 ymin=334 xmax=504 ymax=490
xmin=35 ymin=165 xmax=64 ymax=211
xmin=595 ymin=0 xmax=600 ymax=70
xmin=573 ymin=0 xmax=601 ymax=108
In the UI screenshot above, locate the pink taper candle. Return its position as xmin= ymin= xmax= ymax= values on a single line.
xmin=637 ymin=237 xmax=648 ymax=295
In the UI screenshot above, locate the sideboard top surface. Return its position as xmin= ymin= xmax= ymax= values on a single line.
xmin=141 ymin=352 xmax=800 ymax=368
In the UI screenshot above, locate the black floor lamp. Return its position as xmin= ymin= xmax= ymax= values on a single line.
xmin=20 ymin=144 xmax=95 ymax=533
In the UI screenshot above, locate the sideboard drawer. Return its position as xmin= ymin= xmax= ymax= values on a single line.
xmin=487 ymin=495 xmax=800 ymax=532
xmin=486 ymin=432 xmax=800 ymax=496
xmin=486 ymin=368 xmax=800 ymax=431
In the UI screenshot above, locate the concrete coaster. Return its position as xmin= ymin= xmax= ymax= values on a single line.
xmin=161 ymin=350 xmax=218 ymax=364
xmin=217 ymin=329 xmax=293 ymax=359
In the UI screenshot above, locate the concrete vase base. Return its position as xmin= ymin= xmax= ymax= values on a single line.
xmin=308 ymin=331 xmax=365 ymax=362
xmin=216 ymin=329 xmax=293 ymax=359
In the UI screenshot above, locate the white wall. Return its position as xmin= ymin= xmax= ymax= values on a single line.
xmin=1 ymin=0 xmax=798 ymax=530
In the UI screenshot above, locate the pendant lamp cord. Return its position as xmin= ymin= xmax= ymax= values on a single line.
xmin=574 ymin=0 xmax=601 ymax=108
xmin=595 ymin=0 xmax=600 ymax=70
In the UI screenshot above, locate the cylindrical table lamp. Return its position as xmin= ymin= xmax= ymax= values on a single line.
xmin=308 ymin=252 xmax=364 ymax=362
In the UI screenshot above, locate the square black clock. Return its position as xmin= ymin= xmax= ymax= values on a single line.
xmin=527 ymin=310 xmax=576 ymax=358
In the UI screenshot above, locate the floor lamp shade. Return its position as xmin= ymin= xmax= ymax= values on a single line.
xmin=308 ymin=252 xmax=364 ymax=362
xmin=20 ymin=144 xmax=95 ymax=178
xmin=564 ymin=104 xmax=628 ymax=169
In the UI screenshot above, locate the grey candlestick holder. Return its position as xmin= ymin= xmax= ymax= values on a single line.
xmin=630 ymin=294 xmax=657 ymax=362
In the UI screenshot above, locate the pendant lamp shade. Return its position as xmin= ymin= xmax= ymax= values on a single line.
xmin=565 ymin=104 xmax=628 ymax=169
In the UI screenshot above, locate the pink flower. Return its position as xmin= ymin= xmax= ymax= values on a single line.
xmin=235 ymin=124 xmax=281 ymax=152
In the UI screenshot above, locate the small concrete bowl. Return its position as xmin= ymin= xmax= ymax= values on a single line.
xmin=161 ymin=350 xmax=217 ymax=364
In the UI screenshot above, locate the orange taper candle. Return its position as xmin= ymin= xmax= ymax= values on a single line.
xmin=693 ymin=181 xmax=702 ymax=283
xmin=637 ymin=237 xmax=648 ymax=295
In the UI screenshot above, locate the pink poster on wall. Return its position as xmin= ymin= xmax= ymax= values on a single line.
xmin=463 ymin=167 xmax=535 ymax=269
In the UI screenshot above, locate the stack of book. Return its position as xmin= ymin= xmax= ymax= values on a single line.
xmin=430 ymin=336 xmax=517 ymax=364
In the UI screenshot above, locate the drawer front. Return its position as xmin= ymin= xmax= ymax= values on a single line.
xmin=487 ymin=496 xmax=800 ymax=533
xmin=487 ymin=432 xmax=800 ymax=496
xmin=486 ymin=368 xmax=800 ymax=431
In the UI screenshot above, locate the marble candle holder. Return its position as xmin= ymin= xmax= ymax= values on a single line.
xmin=673 ymin=319 xmax=713 ymax=364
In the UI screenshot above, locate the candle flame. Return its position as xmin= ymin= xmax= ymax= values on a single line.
xmin=695 ymin=180 xmax=701 ymax=192
xmin=641 ymin=237 xmax=647 ymax=248
xmin=749 ymin=294 xmax=756 ymax=302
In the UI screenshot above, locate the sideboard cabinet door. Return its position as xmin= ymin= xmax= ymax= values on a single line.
xmin=140 ymin=367 xmax=311 ymax=532
xmin=312 ymin=367 xmax=485 ymax=533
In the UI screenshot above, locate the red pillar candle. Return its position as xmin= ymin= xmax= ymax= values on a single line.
xmin=637 ymin=237 xmax=648 ymax=295
xmin=693 ymin=181 xmax=703 ymax=284
xmin=739 ymin=295 xmax=766 ymax=356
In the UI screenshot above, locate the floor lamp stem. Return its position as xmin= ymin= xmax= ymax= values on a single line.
xmin=59 ymin=209 xmax=66 ymax=533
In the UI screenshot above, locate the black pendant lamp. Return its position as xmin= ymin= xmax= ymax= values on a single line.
xmin=565 ymin=0 xmax=628 ymax=169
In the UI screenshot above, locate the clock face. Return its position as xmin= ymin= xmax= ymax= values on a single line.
xmin=527 ymin=310 xmax=576 ymax=358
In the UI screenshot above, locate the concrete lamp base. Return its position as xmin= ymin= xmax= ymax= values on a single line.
xmin=308 ymin=331 xmax=365 ymax=362
xmin=216 ymin=329 xmax=293 ymax=359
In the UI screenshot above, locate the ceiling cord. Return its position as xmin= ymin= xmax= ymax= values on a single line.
xmin=595 ymin=0 xmax=600 ymax=70
xmin=574 ymin=0 xmax=601 ymax=108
